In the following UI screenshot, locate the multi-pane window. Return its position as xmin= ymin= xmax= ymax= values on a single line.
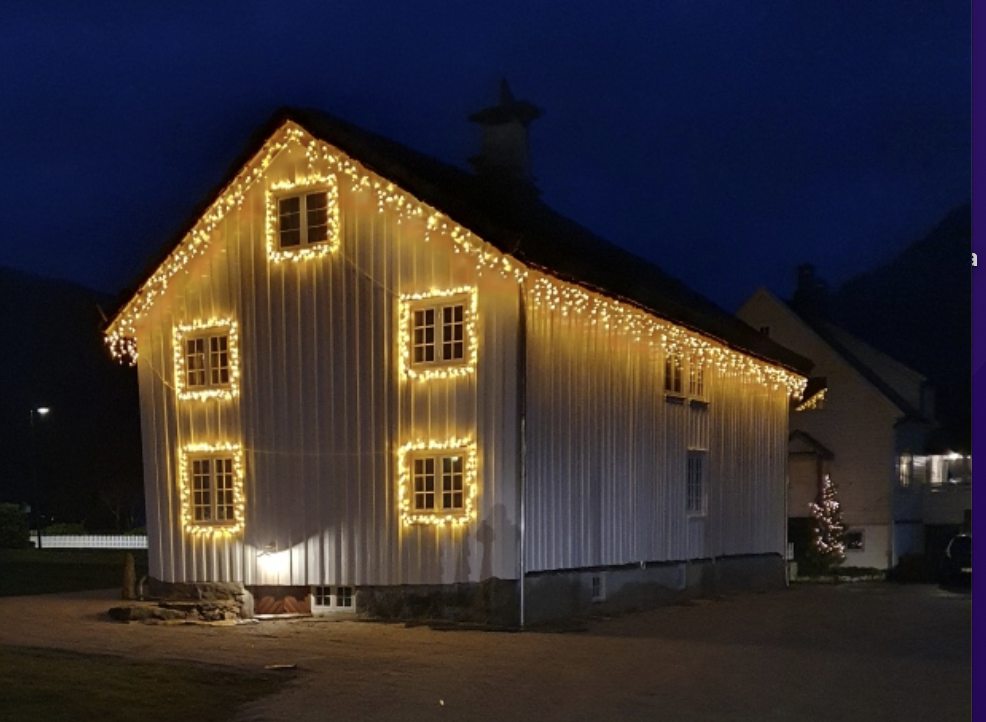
xmin=686 ymin=451 xmax=707 ymax=516
xmin=664 ymin=353 xmax=683 ymax=394
xmin=313 ymin=585 xmax=354 ymax=609
xmin=190 ymin=456 xmax=236 ymax=525
xmin=184 ymin=333 xmax=230 ymax=390
xmin=411 ymin=302 xmax=467 ymax=366
xmin=665 ymin=353 xmax=706 ymax=401
xmin=411 ymin=453 xmax=466 ymax=513
xmin=277 ymin=191 xmax=330 ymax=249
xmin=689 ymin=362 xmax=705 ymax=398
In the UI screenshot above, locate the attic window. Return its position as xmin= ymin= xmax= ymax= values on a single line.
xmin=266 ymin=175 xmax=340 ymax=262
xmin=278 ymin=192 xmax=329 ymax=248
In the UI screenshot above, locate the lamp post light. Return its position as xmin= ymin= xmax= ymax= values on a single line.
xmin=29 ymin=407 xmax=50 ymax=550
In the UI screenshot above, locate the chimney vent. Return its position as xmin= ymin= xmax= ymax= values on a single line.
xmin=468 ymin=80 xmax=543 ymax=187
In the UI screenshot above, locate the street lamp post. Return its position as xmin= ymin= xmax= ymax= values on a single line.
xmin=29 ymin=407 xmax=50 ymax=550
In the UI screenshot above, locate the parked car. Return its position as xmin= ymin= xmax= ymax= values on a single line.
xmin=939 ymin=534 xmax=972 ymax=587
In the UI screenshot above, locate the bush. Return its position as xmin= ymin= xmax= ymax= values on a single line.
xmin=0 ymin=504 xmax=31 ymax=549
xmin=42 ymin=522 xmax=86 ymax=536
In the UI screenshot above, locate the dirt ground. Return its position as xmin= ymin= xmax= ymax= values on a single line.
xmin=0 ymin=582 xmax=969 ymax=722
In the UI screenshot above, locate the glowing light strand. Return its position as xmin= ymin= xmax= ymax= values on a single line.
xmin=398 ymin=287 xmax=478 ymax=382
xmin=172 ymin=318 xmax=241 ymax=401
xmin=397 ymin=439 xmax=477 ymax=526
xmin=178 ymin=442 xmax=246 ymax=536
xmin=105 ymin=121 xmax=805 ymax=398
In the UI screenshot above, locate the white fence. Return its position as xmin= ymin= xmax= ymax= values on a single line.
xmin=31 ymin=534 xmax=148 ymax=550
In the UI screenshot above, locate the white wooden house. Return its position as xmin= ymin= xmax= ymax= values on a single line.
xmin=106 ymin=93 xmax=809 ymax=623
xmin=738 ymin=280 xmax=960 ymax=571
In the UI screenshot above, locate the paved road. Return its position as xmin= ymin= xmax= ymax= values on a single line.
xmin=0 ymin=582 xmax=970 ymax=721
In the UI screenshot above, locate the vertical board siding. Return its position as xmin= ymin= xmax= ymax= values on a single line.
xmin=138 ymin=142 xmax=519 ymax=588
xmin=524 ymin=293 xmax=791 ymax=572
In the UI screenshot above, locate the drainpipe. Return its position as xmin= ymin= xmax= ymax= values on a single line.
xmin=517 ymin=283 xmax=528 ymax=628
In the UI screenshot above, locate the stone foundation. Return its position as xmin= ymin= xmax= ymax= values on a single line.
xmin=144 ymin=577 xmax=254 ymax=619
xmin=358 ymin=577 xmax=519 ymax=627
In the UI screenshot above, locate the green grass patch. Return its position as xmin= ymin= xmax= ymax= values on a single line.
xmin=0 ymin=646 xmax=284 ymax=722
xmin=0 ymin=549 xmax=149 ymax=597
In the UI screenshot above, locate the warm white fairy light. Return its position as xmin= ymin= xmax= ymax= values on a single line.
xmin=105 ymin=119 xmax=805 ymax=399
xmin=179 ymin=442 xmax=246 ymax=536
xmin=398 ymin=287 xmax=478 ymax=382
xmin=265 ymin=174 xmax=341 ymax=263
xmin=172 ymin=318 xmax=240 ymax=401
xmin=397 ymin=439 xmax=477 ymax=526
xmin=795 ymin=388 xmax=826 ymax=411
xmin=528 ymin=276 xmax=806 ymax=397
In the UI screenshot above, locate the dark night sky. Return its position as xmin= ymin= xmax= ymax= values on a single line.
xmin=0 ymin=1 xmax=970 ymax=311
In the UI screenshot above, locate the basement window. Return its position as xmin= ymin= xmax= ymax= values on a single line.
xmin=312 ymin=585 xmax=355 ymax=611
xmin=591 ymin=575 xmax=605 ymax=602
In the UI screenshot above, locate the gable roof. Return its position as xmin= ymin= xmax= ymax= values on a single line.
xmin=108 ymin=106 xmax=812 ymax=377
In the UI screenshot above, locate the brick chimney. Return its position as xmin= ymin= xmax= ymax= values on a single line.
xmin=468 ymin=80 xmax=543 ymax=186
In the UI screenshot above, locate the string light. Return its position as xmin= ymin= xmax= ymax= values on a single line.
xmin=178 ymin=442 xmax=246 ymax=536
xmin=172 ymin=318 xmax=240 ymax=401
xmin=398 ymin=287 xmax=478 ymax=381
xmin=795 ymin=388 xmax=826 ymax=411
xmin=105 ymin=119 xmax=806 ymax=401
xmin=265 ymin=174 xmax=341 ymax=263
xmin=397 ymin=439 xmax=477 ymax=526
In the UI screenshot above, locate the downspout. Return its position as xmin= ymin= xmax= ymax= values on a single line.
xmin=517 ymin=282 xmax=528 ymax=628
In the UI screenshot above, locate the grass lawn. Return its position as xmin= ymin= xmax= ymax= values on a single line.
xmin=0 ymin=549 xmax=149 ymax=597
xmin=0 ymin=646 xmax=284 ymax=722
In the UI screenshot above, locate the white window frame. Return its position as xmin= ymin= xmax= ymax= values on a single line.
xmin=179 ymin=445 xmax=244 ymax=535
xmin=265 ymin=175 xmax=340 ymax=262
xmin=312 ymin=585 xmax=355 ymax=611
xmin=409 ymin=451 xmax=467 ymax=514
xmin=399 ymin=288 xmax=478 ymax=381
xmin=173 ymin=320 xmax=240 ymax=401
xmin=398 ymin=441 xmax=477 ymax=525
xmin=275 ymin=189 xmax=332 ymax=250
xmin=665 ymin=353 xmax=707 ymax=402
xmin=686 ymin=450 xmax=707 ymax=516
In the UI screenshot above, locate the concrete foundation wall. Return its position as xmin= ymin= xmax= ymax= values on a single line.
xmin=523 ymin=554 xmax=785 ymax=624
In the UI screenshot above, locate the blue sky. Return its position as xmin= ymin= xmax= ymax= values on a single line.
xmin=0 ymin=1 xmax=969 ymax=310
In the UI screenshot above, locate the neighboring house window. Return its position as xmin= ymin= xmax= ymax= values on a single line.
xmin=277 ymin=191 xmax=330 ymax=249
xmin=398 ymin=441 xmax=477 ymax=525
xmin=266 ymin=175 xmax=340 ymax=261
xmin=399 ymin=288 xmax=478 ymax=381
xmin=898 ymin=453 xmax=912 ymax=488
xmin=759 ymin=325 xmax=770 ymax=337
xmin=686 ymin=450 xmax=707 ymax=516
xmin=173 ymin=319 xmax=240 ymax=401
xmin=845 ymin=530 xmax=864 ymax=551
xmin=180 ymin=444 xmax=244 ymax=535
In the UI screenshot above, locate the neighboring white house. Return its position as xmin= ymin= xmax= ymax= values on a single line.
xmin=738 ymin=276 xmax=967 ymax=570
xmin=105 ymin=89 xmax=809 ymax=623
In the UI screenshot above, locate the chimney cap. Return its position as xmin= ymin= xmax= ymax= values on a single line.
xmin=468 ymin=79 xmax=543 ymax=127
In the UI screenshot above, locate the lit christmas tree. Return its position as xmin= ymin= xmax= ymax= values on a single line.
xmin=807 ymin=473 xmax=846 ymax=572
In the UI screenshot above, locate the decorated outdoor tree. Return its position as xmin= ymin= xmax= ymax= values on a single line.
xmin=807 ymin=473 xmax=846 ymax=572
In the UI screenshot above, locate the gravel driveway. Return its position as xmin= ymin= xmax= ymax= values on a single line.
xmin=0 ymin=583 xmax=969 ymax=721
